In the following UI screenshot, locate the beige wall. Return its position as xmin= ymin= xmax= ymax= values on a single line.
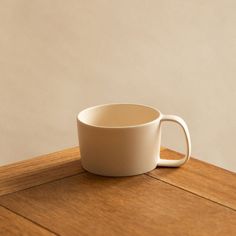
xmin=0 ymin=1 xmax=235 ymax=171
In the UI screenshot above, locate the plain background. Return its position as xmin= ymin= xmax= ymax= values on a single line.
xmin=0 ymin=0 xmax=235 ymax=172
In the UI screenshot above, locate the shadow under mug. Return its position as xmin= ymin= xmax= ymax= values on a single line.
xmin=77 ymin=103 xmax=191 ymax=177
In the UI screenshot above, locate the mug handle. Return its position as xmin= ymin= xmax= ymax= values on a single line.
xmin=157 ymin=114 xmax=191 ymax=167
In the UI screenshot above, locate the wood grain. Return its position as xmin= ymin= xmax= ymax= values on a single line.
xmin=0 ymin=172 xmax=235 ymax=236
xmin=148 ymin=148 xmax=236 ymax=210
xmin=0 ymin=147 xmax=83 ymax=196
xmin=0 ymin=205 xmax=55 ymax=236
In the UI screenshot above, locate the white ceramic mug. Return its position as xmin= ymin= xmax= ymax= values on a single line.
xmin=77 ymin=104 xmax=191 ymax=176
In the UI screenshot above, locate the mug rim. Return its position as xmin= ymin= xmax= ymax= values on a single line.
xmin=77 ymin=103 xmax=162 ymax=129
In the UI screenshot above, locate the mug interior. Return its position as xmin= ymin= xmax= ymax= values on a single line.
xmin=78 ymin=104 xmax=160 ymax=128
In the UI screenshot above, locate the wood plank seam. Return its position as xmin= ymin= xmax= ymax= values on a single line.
xmin=145 ymin=173 xmax=236 ymax=212
xmin=0 ymin=147 xmax=84 ymax=197
xmin=154 ymin=148 xmax=236 ymax=210
xmin=0 ymin=204 xmax=60 ymax=236
xmin=1 ymin=172 xmax=85 ymax=198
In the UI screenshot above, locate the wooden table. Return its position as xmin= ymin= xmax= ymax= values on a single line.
xmin=0 ymin=147 xmax=235 ymax=236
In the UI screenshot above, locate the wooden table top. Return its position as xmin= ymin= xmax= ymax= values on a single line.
xmin=0 ymin=147 xmax=235 ymax=236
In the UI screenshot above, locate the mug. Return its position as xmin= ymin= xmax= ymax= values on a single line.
xmin=77 ymin=103 xmax=191 ymax=176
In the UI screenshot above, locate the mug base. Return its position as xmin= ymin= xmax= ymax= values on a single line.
xmin=81 ymin=164 xmax=156 ymax=177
